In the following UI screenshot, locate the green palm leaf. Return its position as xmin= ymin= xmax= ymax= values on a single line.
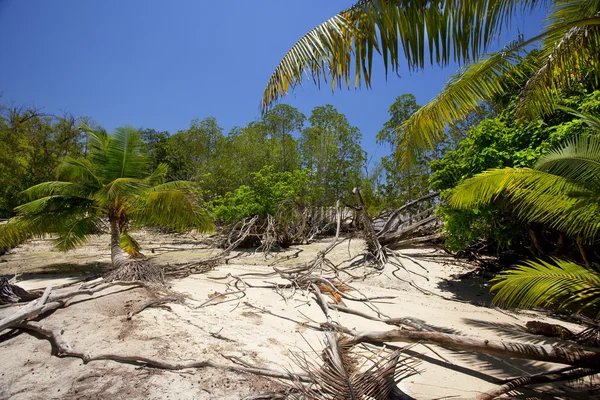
xmin=448 ymin=166 xmax=600 ymax=240
xmin=120 ymin=229 xmax=142 ymax=256
xmin=536 ymin=135 xmax=600 ymax=187
xmin=517 ymin=2 xmax=600 ymax=118
xmin=399 ymin=38 xmax=532 ymax=164
xmin=492 ymin=258 xmax=600 ymax=315
xmin=130 ymin=182 xmax=213 ymax=232
xmin=262 ymin=0 xmax=543 ymax=112
xmin=54 ymin=215 xmax=105 ymax=251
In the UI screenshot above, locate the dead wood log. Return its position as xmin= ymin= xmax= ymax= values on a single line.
xmin=378 ymin=192 xmax=440 ymax=238
xmin=14 ymin=321 xmax=311 ymax=382
xmin=387 ymin=232 xmax=445 ymax=249
xmin=474 ymin=366 xmax=597 ymax=400
xmin=378 ymin=215 xmax=439 ymax=247
xmin=0 ymin=277 xmax=42 ymax=304
xmin=347 ymin=328 xmax=600 ymax=368
xmin=0 ymin=281 xmax=149 ymax=333
xmin=127 ymin=297 xmax=178 ymax=320
xmin=526 ymin=320 xmax=576 ymax=341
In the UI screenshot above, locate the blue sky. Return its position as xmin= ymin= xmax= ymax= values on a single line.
xmin=0 ymin=1 xmax=548 ymax=164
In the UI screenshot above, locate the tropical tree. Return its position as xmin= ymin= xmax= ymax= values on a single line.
xmin=262 ymin=0 xmax=600 ymax=160
xmin=0 ymin=126 xmax=213 ymax=281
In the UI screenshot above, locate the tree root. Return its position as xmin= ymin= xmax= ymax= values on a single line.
xmin=106 ymin=258 xmax=165 ymax=282
xmin=13 ymin=321 xmax=311 ymax=383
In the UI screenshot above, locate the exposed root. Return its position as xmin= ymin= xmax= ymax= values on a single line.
xmin=106 ymin=258 xmax=165 ymax=283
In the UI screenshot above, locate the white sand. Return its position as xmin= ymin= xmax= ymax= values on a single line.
xmin=0 ymin=231 xmax=582 ymax=399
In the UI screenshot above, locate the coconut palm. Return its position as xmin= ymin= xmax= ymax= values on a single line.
xmin=263 ymin=0 xmax=600 ymax=160
xmin=0 ymin=125 xmax=213 ymax=281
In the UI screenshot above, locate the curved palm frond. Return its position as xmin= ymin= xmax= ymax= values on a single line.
xmin=120 ymin=229 xmax=142 ymax=256
xmin=145 ymin=163 xmax=169 ymax=186
xmin=58 ymin=157 xmax=102 ymax=186
xmin=129 ymin=183 xmax=213 ymax=232
xmin=491 ymin=258 xmax=600 ymax=315
xmin=54 ymin=214 xmax=106 ymax=251
xmin=21 ymin=181 xmax=96 ymax=201
xmin=536 ymin=135 xmax=600 ymax=187
xmin=516 ymin=2 xmax=600 ymax=117
xmin=448 ymin=166 xmax=600 ymax=240
xmin=95 ymin=177 xmax=148 ymax=207
xmin=399 ymin=38 xmax=532 ymax=164
xmin=557 ymin=105 xmax=600 ymax=131
xmin=262 ymin=0 xmax=543 ymax=112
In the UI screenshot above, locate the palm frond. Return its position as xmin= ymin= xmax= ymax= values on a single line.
xmin=120 ymin=229 xmax=142 ymax=256
xmin=448 ymin=167 xmax=600 ymax=240
xmin=54 ymin=215 xmax=105 ymax=251
xmin=58 ymin=157 xmax=102 ymax=186
xmin=129 ymin=186 xmax=214 ymax=233
xmin=99 ymin=126 xmax=149 ymax=181
xmin=145 ymin=163 xmax=169 ymax=186
xmin=21 ymin=181 xmax=95 ymax=201
xmin=492 ymin=258 xmax=600 ymax=315
xmin=262 ymin=0 xmax=543 ymax=111
xmin=400 ymin=38 xmax=531 ymax=163
xmin=95 ymin=178 xmax=148 ymax=207
xmin=289 ymin=334 xmax=419 ymax=399
xmin=557 ymin=105 xmax=600 ymax=132
xmin=535 ymin=135 xmax=600 ymax=188
xmin=517 ymin=8 xmax=600 ymax=118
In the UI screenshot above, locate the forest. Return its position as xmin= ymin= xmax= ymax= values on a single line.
xmin=2 ymin=0 xmax=600 ymax=399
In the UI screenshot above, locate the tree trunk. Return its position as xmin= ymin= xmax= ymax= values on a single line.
xmin=107 ymin=217 xmax=163 ymax=282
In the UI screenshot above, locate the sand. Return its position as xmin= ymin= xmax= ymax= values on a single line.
xmin=0 ymin=230 xmax=584 ymax=399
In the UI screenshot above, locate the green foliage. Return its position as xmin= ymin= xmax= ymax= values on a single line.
xmin=300 ymin=105 xmax=366 ymax=206
xmin=212 ymin=167 xmax=310 ymax=222
xmin=431 ymin=91 xmax=598 ymax=251
xmin=491 ymin=259 xmax=600 ymax=316
xmin=0 ymin=126 xmax=213 ymax=255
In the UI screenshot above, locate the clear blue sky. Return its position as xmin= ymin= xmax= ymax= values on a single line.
xmin=0 ymin=0 xmax=548 ymax=165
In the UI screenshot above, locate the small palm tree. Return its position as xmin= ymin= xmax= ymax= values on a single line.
xmin=263 ymin=0 xmax=600 ymax=160
xmin=0 ymin=126 xmax=213 ymax=281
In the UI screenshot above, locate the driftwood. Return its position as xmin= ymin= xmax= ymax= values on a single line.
xmin=0 ymin=276 xmax=42 ymax=304
xmin=15 ymin=321 xmax=311 ymax=382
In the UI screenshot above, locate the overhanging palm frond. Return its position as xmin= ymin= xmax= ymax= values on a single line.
xmin=517 ymin=10 xmax=600 ymax=118
xmin=536 ymin=135 xmax=600 ymax=187
xmin=448 ymin=166 xmax=600 ymax=240
xmin=557 ymin=105 xmax=600 ymax=132
xmin=491 ymin=258 xmax=600 ymax=315
xmin=262 ymin=0 xmax=543 ymax=112
xmin=399 ymin=38 xmax=531 ymax=163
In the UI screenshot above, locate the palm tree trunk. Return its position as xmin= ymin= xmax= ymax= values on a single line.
xmin=107 ymin=217 xmax=163 ymax=282
xmin=109 ymin=217 xmax=128 ymax=269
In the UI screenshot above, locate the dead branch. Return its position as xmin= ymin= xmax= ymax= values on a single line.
xmin=0 ymin=281 xmax=149 ymax=333
xmin=127 ymin=297 xmax=178 ymax=320
xmin=474 ymin=366 xmax=598 ymax=400
xmin=378 ymin=192 xmax=439 ymax=238
xmin=14 ymin=321 xmax=311 ymax=382
xmin=348 ymin=328 xmax=600 ymax=368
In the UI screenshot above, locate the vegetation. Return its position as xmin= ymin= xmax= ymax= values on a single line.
xmin=0 ymin=125 xmax=213 ymax=280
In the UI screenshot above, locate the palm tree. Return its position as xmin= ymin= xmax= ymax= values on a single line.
xmin=263 ymin=0 xmax=600 ymax=160
xmin=448 ymin=119 xmax=600 ymax=314
xmin=0 ymin=126 xmax=213 ymax=281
